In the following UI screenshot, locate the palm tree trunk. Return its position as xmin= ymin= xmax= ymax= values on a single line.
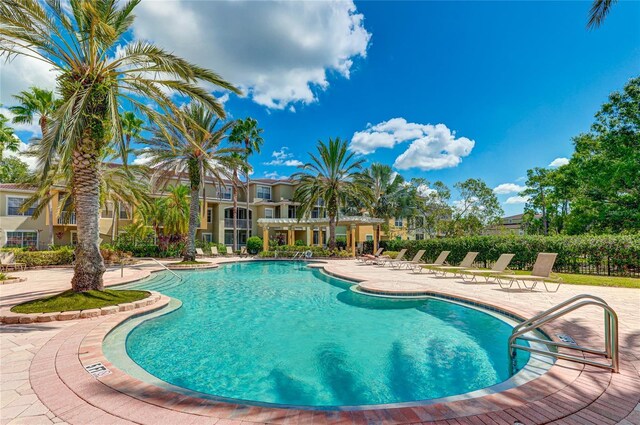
xmin=328 ymin=214 xmax=337 ymax=250
xmin=245 ymin=174 xmax=250 ymax=244
xmin=184 ymin=186 xmax=199 ymax=262
xmin=111 ymin=202 xmax=117 ymax=242
xmin=70 ymin=147 xmax=106 ymax=292
xmin=48 ymin=199 xmax=54 ymax=248
xmin=232 ymin=170 xmax=238 ymax=252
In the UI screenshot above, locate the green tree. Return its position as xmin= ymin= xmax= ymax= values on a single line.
xmin=408 ymin=178 xmax=452 ymax=238
xmin=0 ymin=112 xmax=18 ymax=159
xmin=9 ymin=87 xmax=61 ymax=137
xmin=587 ymin=0 xmax=618 ymax=29
xmin=0 ymin=0 xmax=239 ymax=291
xmin=120 ymin=111 xmax=144 ymax=164
xmin=448 ymin=178 xmax=502 ymax=236
xmin=362 ymin=163 xmax=409 ymax=240
xmin=293 ymin=138 xmax=373 ymax=249
xmin=142 ymin=103 xmax=235 ymax=261
xmin=0 ymin=156 xmax=29 ymax=183
xmin=229 ymin=117 xmax=264 ymax=245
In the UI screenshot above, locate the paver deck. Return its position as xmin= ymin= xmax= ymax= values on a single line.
xmin=1 ymin=259 xmax=639 ymax=424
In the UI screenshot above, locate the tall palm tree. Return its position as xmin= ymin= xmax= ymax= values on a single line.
xmin=293 ymin=138 xmax=373 ymax=250
xmin=9 ymin=86 xmax=61 ymax=246
xmin=0 ymin=112 xmax=18 ymax=160
xmin=140 ymin=103 xmax=235 ymax=261
xmin=120 ymin=111 xmax=144 ymax=164
xmin=587 ymin=0 xmax=617 ymax=29
xmin=363 ymin=163 xmax=413 ymax=241
xmin=0 ymin=0 xmax=239 ymax=291
xmin=224 ymin=152 xmax=246 ymax=251
xmin=229 ymin=118 xmax=264 ymax=243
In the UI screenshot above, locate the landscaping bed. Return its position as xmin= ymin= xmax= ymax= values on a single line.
xmin=11 ymin=289 xmax=150 ymax=314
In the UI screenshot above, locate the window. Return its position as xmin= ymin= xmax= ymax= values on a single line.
xmin=101 ymin=203 xmax=114 ymax=219
xmin=5 ymin=231 xmax=38 ymax=248
xmin=365 ymin=234 xmax=373 ymax=242
xmin=202 ymin=233 xmax=213 ymax=243
xmin=288 ymin=205 xmax=296 ymax=218
xmin=311 ymin=207 xmax=323 ymax=218
xmin=394 ymin=217 xmax=403 ymax=227
xmin=207 ymin=208 xmax=213 ymax=224
xmin=224 ymin=230 xmax=234 ymax=245
xmin=119 ymin=203 xmax=129 ymax=219
xmin=70 ymin=231 xmax=78 ymax=245
xmin=218 ymin=186 xmax=232 ymax=200
xmin=415 ymin=233 xmax=425 ymax=241
xmin=256 ymin=185 xmax=271 ymax=200
xmin=264 ymin=208 xmax=274 ymax=219
xmin=7 ymin=197 xmax=35 ymax=216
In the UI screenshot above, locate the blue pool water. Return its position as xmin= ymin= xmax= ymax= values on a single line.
xmin=115 ymin=261 xmax=529 ymax=408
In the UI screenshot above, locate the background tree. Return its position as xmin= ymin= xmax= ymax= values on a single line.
xmin=363 ymin=163 xmax=410 ymax=241
xmin=0 ymin=112 xmax=18 ymax=160
xmin=448 ymin=178 xmax=502 ymax=236
xmin=407 ymin=179 xmax=452 ymax=238
xmin=225 ymin=152 xmax=246 ymax=251
xmin=293 ymin=138 xmax=373 ymax=249
xmin=0 ymin=157 xmax=29 ymax=183
xmin=0 ymin=0 xmax=239 ymax=291
xmin=120 ymin=111 xmax=144 ymax=164
xmin=229 ymin=117 xmax=264 ymax=245
xmin=142 ymin=103 xmax=235 ymax=261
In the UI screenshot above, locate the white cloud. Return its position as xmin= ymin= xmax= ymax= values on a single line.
xmin=264 ymin=171 xmax=289 ymax=180
xmin=505 ymin=195 xmax=531 ymax=204
xmin=3 ymin=141 xmax=38 ymax=171
xmin=416 ymin=184 xmax=436 ymax=197
xmin=493 ymin=183 xmax=527 ymax=195
xmin=548 ymin=157 xmax=569 ymax=167
xmin=0 ymin=54 xmax=58 ymax=105
xmin=350 ymin=118 xmax=474 ymax=171
xmin=132 ymin=1 xmax=371 ymax=110
xmin=263 ymin=147 xmax=304 ymax=167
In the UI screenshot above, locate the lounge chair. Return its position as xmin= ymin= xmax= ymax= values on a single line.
xmin=379 ymin=249 xmax=408 ymax=267
xmin=240 ymin=246 xmax=248 ymax=257
xmin=357 ymin=247 xmax=383 ymax=263
xmin=226 ymin=246 xmax=233 ymax=255
xmin=211 ymin=246 xmax=219 ymax=256
xmin=195 ymin=248 xmax=206 ymax=257
xmin=460 ymin=253 xmax=515 ymax=283
xmin=497 ymin=253 xmax=561 ymax=292
xmin=432 ymin=252 xmax=480 ymax=277
xmin=392 ymin=249 xmax=426 ymax=269
xmin=411 ymin=251 xmax=451 ymax=273
xmin=0 ymin=252 xmax=26 ymax=271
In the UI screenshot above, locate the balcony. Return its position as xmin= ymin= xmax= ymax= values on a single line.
xmin=224 ymin=218 xmax=249 ymax=228
xmin=57 ymin=211 xmax=76 ymax=225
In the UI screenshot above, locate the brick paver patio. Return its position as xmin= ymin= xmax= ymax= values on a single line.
xmin=1 ymin=259 xmax=639 ymax=424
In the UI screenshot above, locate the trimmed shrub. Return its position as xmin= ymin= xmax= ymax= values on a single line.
xmin=258 ymin=245 xmax=353 ymax=258
xmin=364 ymin=235 xmax=640 ymax=276
xmin=11 ymin=247 xmax=74 ymax=267
xmin=246 ymin=236 xmax=263 ymax=254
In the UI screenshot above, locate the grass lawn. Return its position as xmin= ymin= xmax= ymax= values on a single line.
xmin=512 ymin=270 xmax=640 ymax=289
xmin=11 ymin=289 xmax=149 ymax=314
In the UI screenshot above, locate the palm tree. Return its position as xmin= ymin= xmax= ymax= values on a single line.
xmin=9 ymin=86 xmax=61 ymax=247
xmin=224 ymin=152 xmax=246 ymax=252
xmin=362 ymin=163 xmax=409 ymax=242
xmin=229 ymin=118 xmax=264 ymax=243
xmin=120 ymin=112 xmax=144 ymax=164
xmin=0 ymin=0 xmax=239 ymax=291
xmin=588 ymin=0 xmax=617 ymax=29
xmin=0 ymin=112 xmax=18 ymax=160
xmin=293 ymin=138 xmax=373 ymax=249
xmin=162 ymin=185 xmax=190 ymax=238
xmin=140 ymin=103 xmax=235 ymax=261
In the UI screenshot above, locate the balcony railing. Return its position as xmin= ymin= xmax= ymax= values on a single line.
xmin=57 ymin=211 xmax=76 ymax=225
xmin=224 ymin=218 xmax=249 ymax=228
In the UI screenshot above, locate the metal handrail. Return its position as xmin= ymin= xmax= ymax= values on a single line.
xmin=509 ymin=295 xmax=618 ymax=374
xmin=125 ymin=257 xmax=182 ymax=280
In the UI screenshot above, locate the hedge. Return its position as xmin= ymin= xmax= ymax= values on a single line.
xmin=364 ymin=235 xmax=640 ymax=277
xmin=1 ymin=248 xmax=74 ymax=267
xmin=259 ymin=245 xmax=352 ymax=258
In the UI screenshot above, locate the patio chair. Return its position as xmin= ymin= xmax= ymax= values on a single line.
xmin=240 ymin=246 xmax=249 ymax=257
xmin=211 ymin=246 xmax=219 ymax=256
xmin=356 ymin=248 xmax=384 ymax=263
xmin=460 ymin=253 xmax=515 ymax=283
xmin=226 ymin=246 xmax=234 ymax=255
xmin=497 ymin=253 xmax=561 ymax=292
xmin=195 ymin=248 xmax=206 ymax=257
xmin=0 ymin=252 xmax=26 ymax=271
xmin=432 ymin=252 xmax=480 ymax=277
xmin=392 ymin=249 xmax=425 ymax=269
xmin=378 ymin=249 xmax=408 ymax=267
xmin=411 ymin=251 xmax=451 ymax=273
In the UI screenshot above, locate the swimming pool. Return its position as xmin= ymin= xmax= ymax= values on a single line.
xmin=106 ymin=261 xmax=541 ymax=408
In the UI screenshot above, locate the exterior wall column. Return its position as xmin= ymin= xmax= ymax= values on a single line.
xmin=318 ymin=228 xmax=323 ymax=247
xmin=287 ymin=226 xmax=293 ymax=246
xmin=262 ymin=226 xmax=269 ymax=251
xmin=373 ymin=224 xmax=379 ymax=253
xmin=350 ymin=224 xmax=356 ymax=257
xmin=306 ymin=227 xmax=312 ymax=246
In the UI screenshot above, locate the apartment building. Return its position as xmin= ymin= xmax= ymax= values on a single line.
xmin=0 ymin=177 xmax=413 ymax=250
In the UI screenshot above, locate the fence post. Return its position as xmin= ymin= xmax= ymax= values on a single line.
xmin=607 ymin=256 xmax=611 ymax=276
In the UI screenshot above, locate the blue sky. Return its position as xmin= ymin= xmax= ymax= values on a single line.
xmin=3 ymin=0 xmax=639 ymax=216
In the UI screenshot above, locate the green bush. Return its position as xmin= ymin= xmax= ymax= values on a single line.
xmin=364 ymin=235 xmax=640 ymax=276
xmin=294 ymin=239 xmax=306 ymax=246
xmin=246 ymin=236 xmax=263 ymax=254
xmin=10 ymin=247 xmax=74 ymax=267
xmin=258 ymin=245 xmax=354 ymax=258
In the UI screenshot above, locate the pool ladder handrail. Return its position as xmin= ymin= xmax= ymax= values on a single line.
xmin=509 ymin=294 xmax=618 ymax=374
xmin=122 ymin=257 xmax=182 ymax=280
